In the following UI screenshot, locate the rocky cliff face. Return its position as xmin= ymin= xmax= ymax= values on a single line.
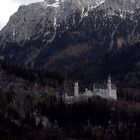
xmin=0 ymin=0 xmax=139 ymax=73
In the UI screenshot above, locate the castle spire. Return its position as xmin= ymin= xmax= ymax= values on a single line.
xmin=107 ymin=74 xmax=111 ymax=87
xmin=107 ymin=74 xmax=112 ymax=97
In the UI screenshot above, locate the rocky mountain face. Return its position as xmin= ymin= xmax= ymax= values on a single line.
xmin=101 ymin=0 xmax=140 ymax=11
xmin=0 ymin=0 xmax=140 ymax=100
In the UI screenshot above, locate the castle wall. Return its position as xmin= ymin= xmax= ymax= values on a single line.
xmin=111 ymin=89 xmax=117 ymax=99
xmin=65 ymin=76 xmax=117 ymax=103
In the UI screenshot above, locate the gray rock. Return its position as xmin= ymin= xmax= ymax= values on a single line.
xmin=0 ymin=0 xmax=139 ymax=69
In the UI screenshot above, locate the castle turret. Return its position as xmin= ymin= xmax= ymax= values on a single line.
xmin=107 ymin=74 xmax=112 ymax=97
xmin=74 ymin=82 xmax=79 ymax=97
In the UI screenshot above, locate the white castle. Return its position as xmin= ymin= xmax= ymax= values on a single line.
xmin=65 ymin=75 xmax=117 ymax=102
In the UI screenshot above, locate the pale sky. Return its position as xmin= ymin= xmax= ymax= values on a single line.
xmin=0 ymin=0 xmax=43 ymax=30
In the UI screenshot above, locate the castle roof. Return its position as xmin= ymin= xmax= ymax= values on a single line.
xmin=93 ymin=83 xmax=117 ymax=89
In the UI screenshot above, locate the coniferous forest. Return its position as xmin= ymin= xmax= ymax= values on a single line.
xmin=0 ymin=61 xmax=140 ymax=140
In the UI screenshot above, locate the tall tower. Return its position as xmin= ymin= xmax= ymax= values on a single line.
xmin=107 ymin=74 xmax=112 ymax=97
xmin=74 ymin=82 xmax=79 ymax=97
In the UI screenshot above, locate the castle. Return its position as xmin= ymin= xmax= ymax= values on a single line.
xmin=65 ymin=75 xmax=117 ymax=102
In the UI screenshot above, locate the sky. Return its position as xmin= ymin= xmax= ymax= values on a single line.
xmin=0 ymin=0 xmax=43 ymax=30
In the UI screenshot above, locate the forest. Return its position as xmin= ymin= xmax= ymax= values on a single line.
xmin=0 ymin=60 xmax=140 ymax=139
xmin=0 ymin=91 xmax=140 ymax=139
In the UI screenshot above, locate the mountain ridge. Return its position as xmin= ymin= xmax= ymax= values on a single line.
xmin=0 ymin=0 xmax=139 ymax=80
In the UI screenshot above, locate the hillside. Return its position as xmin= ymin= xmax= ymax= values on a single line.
xmin=0 ymin=0 xmax=140 ymax=101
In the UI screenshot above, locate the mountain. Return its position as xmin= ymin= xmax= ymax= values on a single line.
xmin=101 ymin=0 xmax=140 ymax=11
xmin=0 ymin=0 xmax=140 ymax=100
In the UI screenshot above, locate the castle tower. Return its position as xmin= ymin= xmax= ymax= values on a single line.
xmin=107 ymin=74 xmax=112 ymax=97
xmin=74 ymin=82 xmax=79 ymax=97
